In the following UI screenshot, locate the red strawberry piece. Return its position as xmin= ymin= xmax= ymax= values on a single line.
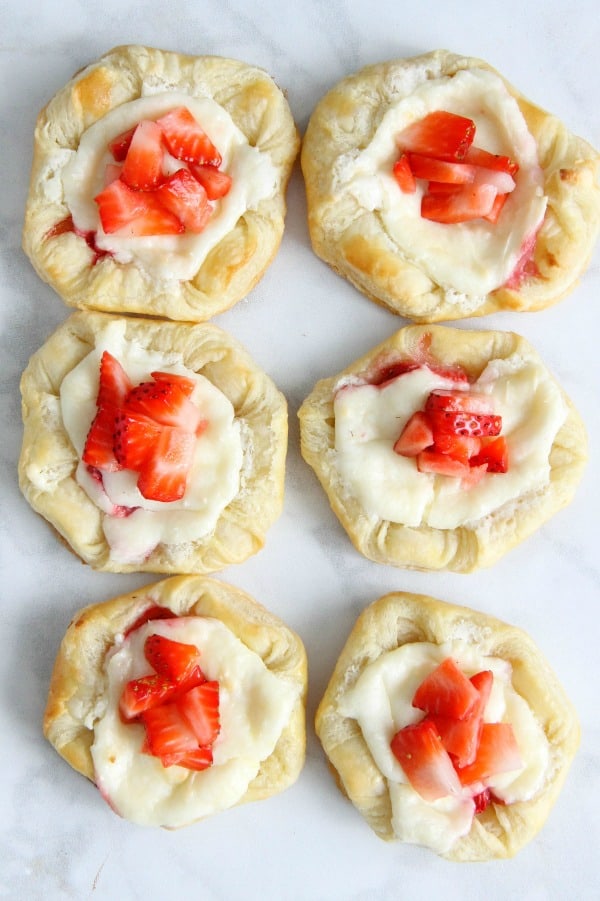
xmin=178 ymin=681 xmax=220 ymax=747
xmin=96 ymin=351 xmax=133 ymax=409
xmin=470 ymin=436 xmax=509 ymax=473
xmin=425 ymin=389 xmax=495 ymax=416
xmin=109 ymin=126 xmax=137 ymax=162
xmin=432 ymin=432 xmax=481 ymax=464
xmin=157 ymin=107 xmax=222 ymax=167
xmin=150 ymin=371 xmax=197 ymax=397
xmin=113 ymin=411 xmax=161 ymax=471
xmin=125 ymin=377 xmax=204 ymax=433
xmin=464 ymin=145 xmax=519 ymax=177
xmin=140 ymin=701 xmax=201 ymax=764
xmin=407 ymin=153 xmax=477 ymax=185
xmin=417 ymin=449 xmax=472 ymax=478
xmin=154 ymin=168 xmax=211 ymax=232
xmin=426 ymin=181 xmax=464 ymax=196
xmin=412 ymin=657 xmax=480 ymax=720
xmin=95 ymin=178 xmax=184 ymax=236
xmin=189 ymin=163 xmax=233 ymax=200
xmin=119 ymin=673 xmax=179 ymax=721
xmin=393 ymin=411 xmax=434 ymax=457
xmin=165 ymin=746 xmax=213 ymax=771
xmin=429 ymin=410 xmax=502 ymax=439
xmin=397 ymin=110 xmax=476 ymax=161
xmin=484 ymin=191 xmax=509 ymax=224
xmin=82 ymin=404 xmax=122 ymax=472
xmin=392 ymin=153 xmax=416 ymax=193
xmin=421 ymin=183 xmax=497 ymax=224
xmin=390 ymin=719 xmax=462 ymax=802
xmin=137 ymin=427 xmax=196 ymax=502
xmin=456 ymin=722 xmax=523 ymax=788
xmin=473 ymin=788 xmax=492 ymax=814
xmin=144 ymin=634 xmax=204 ymax=685
xmin=472 ymin=166 xmax=515 ymax=195
xmin=121 ymin=120 xmax=165 ymax=190
xmin=431 ymin=670 xmax=493 ymax=768
xmin=123 ymin=605 xmax=175 ymax=638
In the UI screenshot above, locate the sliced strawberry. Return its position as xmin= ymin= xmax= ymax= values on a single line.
xmin=471 ymin=436 xmax=509 ymax=473
xmin=417 ymin=449 xmax=471 ymax=478
xmin=178 ymin=681 xmax=220 ymax=747
xmin=472 ymin=167 xmax=515 ymax=195
xmin=123 ymin=606 xmax=175 ymax=638
xmin=120 ymin=120 xmax=165 ymax=190
xmin=96 ymin=351 xmax=133 ymax=410
xmin=432 ymin=432 xmax=481 ymax=464
xmin=457 ymin=722 xmax=523 ymax=788
xmin=154 ymin=168 xmax=212 ymax=232
xmin=464 ymin=145 xmax=519 ymax=177
xmin=426 ymin=181 xmax=464 ymax=196
xmin=431 ymin=670 xmax=493 ymax=768
xmin=125 ymin=377 xmax=204 ymax=433
xmin=392 ymin=153 xmax=416 ymax=193
xmin=144 ymin=634 xmax=204 ymax=685
xmin=484 ymin=191 xmax=509 ymax=224
xmin=157 ymin=107 xmax=222 ymax=167
xmin=113 ymin=411 xmax=161 ymax=471
xmin=109 ymin=126 xmax=137 ymax=162
xmin=407 ymin=153 xmax=476 ymax=185
xmin=390 ymin=719 xmax=462 ymax=802
xmin=137 ymin=427 xmax=196 ymax=502
xmin=119 ymin=673 xmax=179 ymax=721
xmin=189 ymin=163 xmax=232 ymax=200
xmin=140 ymin=701 xmax=200 ymax=764
xmin=165 ymin=746 xmax=213 ymax=771
xmin=425 ymin=389 xmax=495 ymax=416
xmin=393 ymin=411 xmax=434 ymax=457
xmin=397 ymin=111 xmax=476 ymax=161
xmin=412 ymin=657 xmax=479 ymax=720
xmin=421 ymin=183 xmax=497 ymax=224
xmin=95 ymin=178 xmax=184 ymax=236
xmin=429 ymin=410 xmax=502 ymax=439
xmin=82 ymin=404 xmax=122 ymax=472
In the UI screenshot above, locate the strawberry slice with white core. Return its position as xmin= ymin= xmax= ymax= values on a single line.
xmin=168 ymin=746 xmax=213 ymax=771
xmin=125 ymin=377 xmax=205 ymax=434
xmin=144 ymin=634 xmax=204 ymax=685
xmin=456 ymin=722 xmax=523 ymax=788
xmin=397 ymin=110 xmax=476 ymax=161
xmin=425 ymin=390 xmax=495 ymax=416
xmin=464 ymin=145 xmax=519 ymax=177
xmin=177 ymin=681 xmax=220 ymax=747
xmin=109 ymin=126 xmax=137 ymax=162
xmin=407 ymin=154 xmax=477 ymax=185
xmin=154 ymin=169 xmax=212 ymax=233
xmin=429 ymin=410 xmax=502 ymax=439
xmin=390 ymin=719 xmax=462 ymax=802
xmin=150 ymin=371 xmax=198 ymax=397
xmin=157 ymin=107 xmax=222 ymax=167
xmin=421 ymin=183 xmax=498 ymax=224
xmin=136 ymin=427 xmax=196 ymax=502
xmin=95 ymin=178 xmax=184 ymax=236
xmin=432 ymin=432 xmax=481 ymax=464
xmin=140 ymin=701 xmax=201 ymax=765
xmin=189 ymin=163 xmax=233 ymax=200
xmin=112 ymin=411 xmax=161 ymax=471
xmin=119 ymin=673 xmax=181 ymax=721
xmin=470 ymin=436 xmax=509 ymax=473
xmin=393 ymin=411 xmax=434 ymax=457
xmin=412 ymin=656 xmax=480 ymax=719
xmin=120 ymin=120 xmax=165 ymax=191
xmin=82 ymin=404 xmax=123 ymax=471
xmin=430 ymin=670 xmax=493 ymax=768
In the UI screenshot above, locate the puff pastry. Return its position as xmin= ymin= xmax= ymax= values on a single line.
xmin=23 ymin=44 xmax=299 ymax=321
xmin=315 ymin=590 xmax=579 ymax=861
xmin=301 ymin=49 xmax=600 ymax=321
xmin=44 ymin=575 xmax=307 ymax=827
xmin=298 ymin=324 xmax=587 ymax=572
xmin=19 ymin=310 xmax=287 ymax=573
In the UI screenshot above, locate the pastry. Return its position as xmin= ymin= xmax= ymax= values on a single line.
xmin=44 ymin=575 xmax=307 ymax=828
xmin=298 ymin=324 xmax=586 ymax=572
xmin=23 ymin=44 xmax=299 ymax=321
xmin=315 ymin=590 xmax=579 ymax=860
xmin=301 ymin=50 xmax=600 ymax=321
xmin=19 ymin=311 xmax=287 ymax=573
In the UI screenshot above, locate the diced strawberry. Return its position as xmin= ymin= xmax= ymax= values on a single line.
xmin=189 ymin=163 xmax=233 ymax=200
xmin=421 ymin=183 xmax=497 ymax=224
xmin=464 ymin=145 xmax=519 ymax=177
xmin=178 ymin=681 xmax=220 ymax=747
xmin=96 ymin=351 xmax=133 ymax=410
xmin=125 ymin=377 xmax=204 ymax=434
xmin=417 ymin=449 xmax=472 ymax=478
xmin=425 ymin=389 xmax=495 ymax=416
xmin=149 ymin=371 xmax=197 ymax=396
xmin=484 ymin=191 xmax=509 ymax=224
xmin=166 ymin=746 xmax=213 ymax=771
xmin=407 ymin=153 xmax=476 ymax=185
xmin=119 ymin=673 xmax=179 ymax=721
xmin=392 ymin=153 xmax=416 ymax=193
xmin=123 ymin=606 xmax=175 ymax=638
xmin=157 ymin=107 xmax=222 ymax=167
xmin=412 ymin=657 xmax=479 ymax=720
xmin=473 ymin=167 xmax=515 ymax=195
xmin=140 ymin=701 xmax=200 ymax=763
xmin=461 ymin=463 xmax=489 ymax=489
xmin=154 ymin=168 xmax=212 ymax=232
xmin=109 ymin=126 xmax=137 ymax=162
xmin=121 ymin=120 xmax=165 ymax=190
xmin=397 ymin=111 xmax=476 ymax=161
xmin=457 ymin=722 xmax=523 ymax=788
xmin=429 ymin=410 xmax=502 ymax=439
xmin=432 ymin=432 xmax=481 ymax=464
xmin=144 ymin=634 xmax=204 ymax=685
xmin=426 ymin=181 xmax=464 ymax=195
xmin=431 ymin=670 xmax=493 ymax=768
xmin=393 ymin=411 xmax=434 ymax=457
xmin=95 ymin=178 xmax=184 ymax=236
xmin=82 ymin=404 xmax=122 ymax=472
xmin=137 ymin=427 xmax=196 ymax=502
xmin=471 ymin=436 xmax=509 ymax=473
xmin=113 ymin=411 xmax=161 ymax=471
xmin=390 ymin=719 xmax=462 ymax=802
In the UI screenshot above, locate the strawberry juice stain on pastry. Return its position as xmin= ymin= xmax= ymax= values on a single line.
xmin=298 ymin=324 xmax=587 ymax=572
xmin=315 ymin=591 xmax=579 ymax=861
xmin=22 ymin=45 xmax=299 ymax=321
xmin=19 ymin=312 xmax=288 ymax=574
xmin=43 ymin=576 xmax=307 ymax=828
xmin=301 ymin=50 xmax=600 ymax=321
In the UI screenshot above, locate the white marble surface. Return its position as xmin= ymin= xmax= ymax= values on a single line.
xmin=1 ymin=1 xmax=599 ymax=898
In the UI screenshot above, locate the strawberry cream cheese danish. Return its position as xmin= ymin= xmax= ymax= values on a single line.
xmin=301 ymin=50 xmax=600 ymax=320
xmin=19 ymin=311 xmax=287 ymax=573
xmin=23 ymin=44 xmax=299 ymax=321
xmin=44 ymin=575 xmax=307 ymax=828
xmin=298 ymin=324 xmax=586 ymax=572
xmin=315 ymin=591 xmax=579 ymax=860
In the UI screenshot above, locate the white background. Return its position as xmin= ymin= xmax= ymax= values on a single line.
xmin=1 ymin=1 xmax=599 ymax=898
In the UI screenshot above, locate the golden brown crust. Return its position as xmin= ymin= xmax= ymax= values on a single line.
xmin=23 ymin=44 xmax=300 ymax=321
xmin=301 ymin=50 xmax=600 ymax=321
xmin=298 ymin=324 xmax=587 ymax=572
xmin=315 ymin=590 xmax=580 ymax=860
xmin=19 ymin=311 xmax=288 ymax=573
xmin=44 ymin=575 xmax=307 ymax=814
